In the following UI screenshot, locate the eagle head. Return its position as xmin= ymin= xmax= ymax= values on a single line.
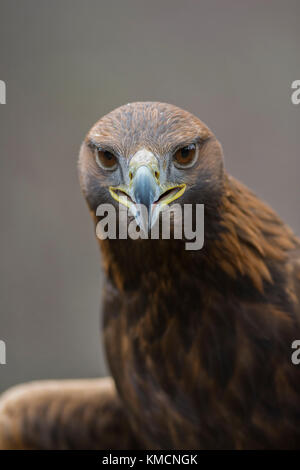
xmin=78 ymin=102 xmax=225 ymax=237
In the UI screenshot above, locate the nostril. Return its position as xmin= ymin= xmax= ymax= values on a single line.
xmin=155 ymin=171 xmax=159 ymax=181
xmin=129 ymin=171 xmax=133 ymax=181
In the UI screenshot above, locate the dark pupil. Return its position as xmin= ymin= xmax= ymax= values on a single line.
xmin=181 ymin=147 xmax=190 ymax=159
xmin=104 ymin=151 xmax=113 ymax=160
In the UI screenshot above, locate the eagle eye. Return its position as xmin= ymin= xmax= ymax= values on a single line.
xmin=173 ymin=143 xmax=197 ymax=168
xmin=95 ymin=149 xmax=117 ymax=170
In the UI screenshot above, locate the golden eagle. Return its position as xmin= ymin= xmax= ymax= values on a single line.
xmin=1 ymin=102 xmax=300 ymax=449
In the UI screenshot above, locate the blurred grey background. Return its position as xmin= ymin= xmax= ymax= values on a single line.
xmin=0 ymin=0 xmax=299 ymax=392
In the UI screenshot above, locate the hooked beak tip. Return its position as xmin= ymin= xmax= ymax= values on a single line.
xmin=132 ymin=165 xmax=159 ymax=209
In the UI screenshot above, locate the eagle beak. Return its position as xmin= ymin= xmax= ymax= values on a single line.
xmin=109 ymin=151 xmax=186 ymax=230
xmin=131 ymin=165 xmax=160 ymax=229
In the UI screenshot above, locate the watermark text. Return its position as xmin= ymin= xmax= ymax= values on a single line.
xmin=96 ymin=203 xmax=204 ymax=251
xmin=0 ymin=80 xmax=6 ymax=104
xmin=291 ymin=80 xmax=300 ymax=105
xmin=0 ymin=340 xmax=6 ymax=365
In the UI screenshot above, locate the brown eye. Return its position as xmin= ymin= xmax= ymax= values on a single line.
xmin=173 ymin=144 xmax=197 ymax=168
xmin=95 ymin=149 xmax=117 ymax=170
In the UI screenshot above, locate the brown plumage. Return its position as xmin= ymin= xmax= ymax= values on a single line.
xmin=1 ymin=102 xmax=300 ymax=449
